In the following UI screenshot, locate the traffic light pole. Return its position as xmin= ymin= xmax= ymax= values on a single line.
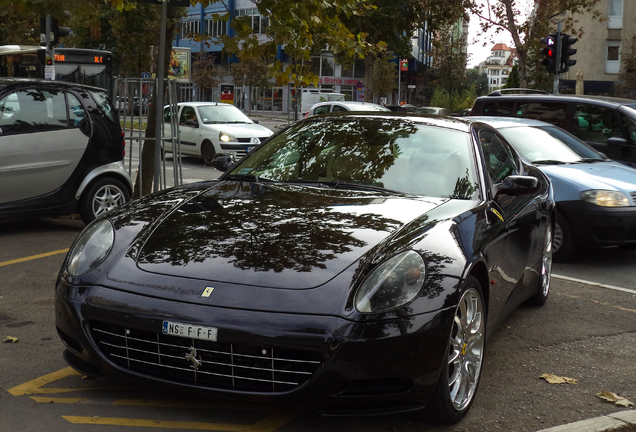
xmin=45 ymin=14 xmax=54 ymax=80
xmin=553 ymin=20 xmax=562 ymax=95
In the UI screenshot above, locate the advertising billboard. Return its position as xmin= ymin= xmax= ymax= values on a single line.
xmin=168 ymin=47 xmax=191 ymax=82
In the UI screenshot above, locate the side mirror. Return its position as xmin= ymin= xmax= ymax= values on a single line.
xmin=495 ymin=175 xmax=539 ymax=199
xmin=253 ymin=120 xmax=259 ymax=124
xmin=607 ymin=137 xmax=628 ymax=147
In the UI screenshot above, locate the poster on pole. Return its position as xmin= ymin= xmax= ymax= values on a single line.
xmin=400 ymin=59 xmax=409 ymax=71
xmin=220 ymin=84 xmax=235 ymax=105
xmin=168 ymin=47 xmax=191 ymax=82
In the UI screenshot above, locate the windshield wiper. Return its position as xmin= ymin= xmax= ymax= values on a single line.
xmin=532 ymin=159 xmax=570 ymax=165
xmin=573 ymin=158 xmax=607 ymax=164
xmin=223 ymin=173 xmax=274 ymax=183
xmin=281 ymin=179 xmax=397 ymax=193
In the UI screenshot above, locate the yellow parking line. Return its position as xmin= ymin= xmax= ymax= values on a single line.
xmin=8 ymin=367 xmax=128 ymax=396
xmin=0 ymin=248 xmax=69 ymax=267
xmin=31 ymin=396 xmax=87 ymax=404
xmin=62 ymin=412 xmax=301 ymax=432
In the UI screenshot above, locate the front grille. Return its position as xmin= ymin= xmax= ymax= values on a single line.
xmin=91 ymin=321 xmax=322 ymax=393
xmin=237 ymin=137 xmax=269 ymax=143
xmin=631 ymin=191 xmax=636 ymax=204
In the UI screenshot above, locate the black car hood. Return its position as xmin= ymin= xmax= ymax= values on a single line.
xmin=136 ymin=181 xmax=444 ymax=289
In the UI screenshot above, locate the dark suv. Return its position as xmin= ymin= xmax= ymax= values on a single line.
xmin=0 ymin=78 xmax=132 ymax=223
xmin=470 ymin=92 xmax=636 ymax=167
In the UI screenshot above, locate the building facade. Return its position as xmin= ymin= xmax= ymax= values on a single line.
xmin=479 ymin=43 xmax=516 ymax=92
xmin=566 ymin=0 xmax=635 ymax=94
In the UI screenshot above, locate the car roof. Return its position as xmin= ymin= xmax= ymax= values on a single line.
xmin=475 ymin=93 xmax=636 ymax=107
xmin=303 ymin=111 xmax=474 ymax=133
xmin=468 ymin=116 xmax=553 ymax=129
xmin=177 ymin=102 xmax=236 ymax=107
xmin=311 ymin=101 xmax=384 ymax=108
xmin=0 ymin=77 xmax=105 ymax=93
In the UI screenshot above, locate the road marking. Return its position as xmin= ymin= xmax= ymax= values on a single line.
xmin=31 ymin=396 xmax=87 ymax=404
xmin=0 ymin=249 xmax=69 ymax=268
xmin=553 ymin=274 xmax=636 ymax=295
xmin=62 ymin=411 xmax=301 ymax=432
xmin=13 ymin=368 xmax=302 ymax=432
xmin=557 ymin=292 xmax=636 ymax=314
xmin=8 ymin=367 xmax=127 ymax=396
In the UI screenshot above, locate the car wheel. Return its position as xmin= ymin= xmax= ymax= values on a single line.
xmin=423 ymin=276 xmax=485 ymax=424
xmin=553 ymin=213 xmax=575 ymax=262
xmin=78 ymin=177 xmax=130 ymax=224
xmin=201 ymin=140 xmax=216 ymax=166
xmin=527 ymin=221 xmax=553 ymax=306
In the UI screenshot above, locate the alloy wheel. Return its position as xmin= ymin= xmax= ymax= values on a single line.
xmin=541 ymin=223 xmax=553 ymax=297
xmin=448 ymin=287 xmax=485 ymax=411
xmin=92 ymin=184 xmax=126 ymax=218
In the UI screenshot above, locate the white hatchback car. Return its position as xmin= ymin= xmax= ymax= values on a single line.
xmin=162 ymin=102 xmax=274 ymax=165
xmin=304 ymin=101 xmax=389 ymax=117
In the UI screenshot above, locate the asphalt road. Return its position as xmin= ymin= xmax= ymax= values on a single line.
xmin=1 ymin=215 xmax=636 ymax=432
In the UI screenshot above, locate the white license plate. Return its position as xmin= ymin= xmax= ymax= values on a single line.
xmin=162 ymin=321 xmax=218 ymax=341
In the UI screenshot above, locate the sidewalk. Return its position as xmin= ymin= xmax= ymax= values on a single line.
xmin=536 ymin=410 xmax=636 ymax=432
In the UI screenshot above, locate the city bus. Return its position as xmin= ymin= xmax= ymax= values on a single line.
xmin=0 ymin=45 xmax=114 ymax=97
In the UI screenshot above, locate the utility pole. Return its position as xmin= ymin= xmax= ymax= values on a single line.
xmin=553 ymin=20 xmax=562 ymax=95
xmin=44 ymin=14 xmax=55 ymax=80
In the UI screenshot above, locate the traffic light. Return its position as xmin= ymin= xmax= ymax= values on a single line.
xmin=540 ymin=34 xmax=557 ymax=74
xmin=560 ymin=34 xmax=578 ymax=73
xmin=40 ymin=13 xmax=71 ymax=47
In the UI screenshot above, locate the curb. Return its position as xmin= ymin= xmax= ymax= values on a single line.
xmin=536 ymin=410 xmax=636 ymax=432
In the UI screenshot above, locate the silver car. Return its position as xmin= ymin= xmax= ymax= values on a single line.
xmin=0 ymin=78 xmax=132 ymax=224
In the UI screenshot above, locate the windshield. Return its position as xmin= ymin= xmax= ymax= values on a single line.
xmin=197 ymin=104 xmax=253 ymax=124
xmin=226 ymin=118 xmax=478 ymax=199
xmin=498 ymin=125 xmax=605 ymax=164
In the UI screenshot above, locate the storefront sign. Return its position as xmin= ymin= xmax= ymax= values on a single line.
xmin=220 ymin=84 xmax=235 ymax=105
xmin=318 ymin=77 xmax=360 ymax=85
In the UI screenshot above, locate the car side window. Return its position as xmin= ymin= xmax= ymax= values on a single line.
xmin=482 ymin=101 xmax=514 ymax=116
xmin=478 ymin=130 xmax=518 ymax=185
xmin=572 ymin=104 xmax=626 ymax=144
xmin=179 ymin=106 xmax=197 ymax=126
xmin=0 ymin=89 xmax=67 ymax=135
xmin=514 ymin=102 xmax=567 ymax=127
xmin=314 ymin=105 xmax=330 ymax=115
xmin=332 ymin=105 xmax=348 ymax=112
xmin=67 ymin=93 xmax=87 ymax=127
xmin=621 ymin=111 xmax=636 ymax=143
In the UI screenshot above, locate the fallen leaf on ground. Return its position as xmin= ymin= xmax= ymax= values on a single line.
xmin=540 ymin=373 xmax=578 ymax=384
xmin=596 ymin=391 xmax=634 ymax=407
xmin=3 ymin=336 xmax=18 ymax=343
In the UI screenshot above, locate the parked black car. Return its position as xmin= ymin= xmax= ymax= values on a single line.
xmin=470 ymin=92 xmax=636 ymax=168
xmin=56 ymin=113 xmax=554 ymax=424
xmin=0 ymin=78 xmax=132 ymax=223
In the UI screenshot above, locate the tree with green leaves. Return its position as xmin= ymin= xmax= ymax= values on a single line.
xmin=431 ymin=23 xmax=469 ymax=112
xmin=503 ymin=64 xmax=520 ymax=88
xmin=468 ymin=0 xmax=602 ymax=88
xmin=230 ymin=55 xmax=271 ymax=115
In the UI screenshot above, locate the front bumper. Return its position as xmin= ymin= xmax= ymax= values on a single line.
xmin=55 ymin=282 xmax=454 ymax=414
xmin=559 ymin=200 xmax=636 ymax=248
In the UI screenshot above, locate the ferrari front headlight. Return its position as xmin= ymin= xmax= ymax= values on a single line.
xmin=580 ymin=190 xmax=630 ymax=207
xmin=67 ymin=220 xmax=114 ymax=277
xmin=355 ymin=250 xmax=426 ymax=314
xmin=219 ymin=131 xmax=236 ymax=142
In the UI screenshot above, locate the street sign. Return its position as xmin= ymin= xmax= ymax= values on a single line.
xmin=400 ymin=59 xmax=408 ymax=71
xmin=142 ymin=72 xmax=151 ymax=78
xmin=407 ymin=85 xmax=416 ymax=89
xmin=44 ymin=65 xmax=55 ymax=80
xmin=135 ymin=0 xmax=191 ymax=5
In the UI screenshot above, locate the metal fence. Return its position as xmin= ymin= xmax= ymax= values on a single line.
xmin=115 ymin=77 xmax=195 ymax=196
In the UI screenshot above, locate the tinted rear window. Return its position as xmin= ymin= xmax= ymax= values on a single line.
xmin=481 ymin=101 xmax=514 ymax=116
xmin=89 ymin=90 xmax=117 ymax=123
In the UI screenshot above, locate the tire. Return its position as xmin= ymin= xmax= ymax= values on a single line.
xmin=553 ymin=213 xmax=575 ymax=262
xmin=423 ymin=276 xmax=486 ymax=424
xmin=78 ymin=177 xmax=130 ymax=224
xmin=201 ymin=140 xmax=216 ymax=166
xmin=527 ymin=221 xmax=553 ymax=306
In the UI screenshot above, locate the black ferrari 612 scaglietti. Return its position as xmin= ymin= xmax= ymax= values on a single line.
xmin=55 ymin=112 xmax=555 ymax=424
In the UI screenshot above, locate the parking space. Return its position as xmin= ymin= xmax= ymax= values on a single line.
xmin=2 ymin=218 xmax=636 ymax=432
